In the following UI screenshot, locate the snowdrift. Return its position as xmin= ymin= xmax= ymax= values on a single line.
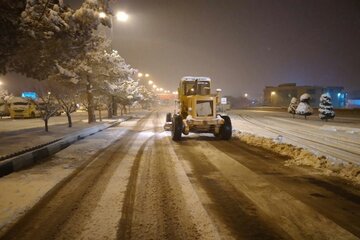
xmin=233 ymin=130 xmax=360 ymax=185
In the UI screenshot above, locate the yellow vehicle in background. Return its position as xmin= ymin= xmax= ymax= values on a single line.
xmin=9 ymin=97 xmax=41 ymax=119
xmin=165 ymin=76 xmax=232 ymax=141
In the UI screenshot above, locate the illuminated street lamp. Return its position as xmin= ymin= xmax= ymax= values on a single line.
xmin=148 ymin=80 xmax=153 ymax=85
xmin=172 ymin=91 xmax=178 ymax=95
xmin=145 ymin=73 xmax=150 ymax=78
xmin=138 ymin=72 xmax=143 ymax=78
xmin=116 ymin=11 xmax=129 ymax=22
xmin=152 ymin=85 xmax=157 ymax=89
xmin=98 ymin=11 xmax=129 ymax=23
xmin=99 ymin=11 xmax=129 ymax=51
xmin=159 ymin=88 xmax=163 ymax=91
xmin=99 ymin=12 xmax=107 ymax=19
xmin=244 ymin=93 xmax=248 ymax=98
xmin=271 ymin=91 xmax=276 ymax=96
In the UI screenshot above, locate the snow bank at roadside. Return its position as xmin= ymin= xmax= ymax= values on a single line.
xmin=232 ymin=130 xmax=360 ymax=185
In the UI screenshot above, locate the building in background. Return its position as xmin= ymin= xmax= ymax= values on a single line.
xmin=263 ymin=83 xmax=346 ymax=108
xmin=347 ymin=90 xmax=360 ymax=108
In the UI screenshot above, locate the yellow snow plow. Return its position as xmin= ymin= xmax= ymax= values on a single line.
xmin=164 ymin=76 xmax=232 ymax=141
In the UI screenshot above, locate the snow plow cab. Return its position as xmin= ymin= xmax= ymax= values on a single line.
xmin=164 ymin=76 xmax=232 ymax=141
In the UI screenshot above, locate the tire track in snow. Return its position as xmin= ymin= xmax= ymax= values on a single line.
xmin=208 ymin=138 xmax=360 ymax=237
xmin=187 ymin=138 xmax=358 ymax=239
xmin=121 ymin=111 xmax=220 ymax=240
xmin=1 ymin=115 xmax=152 ymax=240
xmin=117 ymin=137 xmax=152 ymax=239
xmin=173 ymin=138 xmax=290 ymax=239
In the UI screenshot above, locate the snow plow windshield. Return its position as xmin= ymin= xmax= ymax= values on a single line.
xmin=184 ymin=80 xmax=210 ymax=96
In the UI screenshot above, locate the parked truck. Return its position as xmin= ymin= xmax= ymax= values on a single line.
xmin=164 ymin=76 xmax=232 ymax=141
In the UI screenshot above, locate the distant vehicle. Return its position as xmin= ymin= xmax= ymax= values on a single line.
xmin=9 ymin=97 xmax=41 ymax=119
xmin=0 ymin=99 xmax=10 ymax=117
xmin=164 ymin=76 xmax=232 ymax=141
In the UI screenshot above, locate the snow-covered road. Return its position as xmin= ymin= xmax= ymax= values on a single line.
xmin=0 ymin=109 xmax=359 ymax=239
xmin=230 ymin=109 xmax=360 ymax=166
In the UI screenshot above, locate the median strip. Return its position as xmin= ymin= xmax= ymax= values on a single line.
xmin=0 ymin=117 xmax=131 ymax=177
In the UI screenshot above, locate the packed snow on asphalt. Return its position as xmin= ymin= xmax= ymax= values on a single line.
xmin=0 ymin=109 xmax=359 ymax=240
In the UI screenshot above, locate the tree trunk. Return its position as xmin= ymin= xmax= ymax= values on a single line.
xmin=66 ymin=112 xmax=72 ymax=127
xmin=107 ymin=98 xmax=113 ymax=118
xmin=120 ymin=105 xmax=123 ymax=116
xmin=112 ymin=96 xmax=118 ymax=116
xmin=107 ymin=108 xmax=112 ymax=118
xmin=86 ymin=75 xmax=96 ymax=123
xmin=98 ymin=109 xmax=102 ymax=122
xmin=45 ymin=118 xmax=49 ymax=132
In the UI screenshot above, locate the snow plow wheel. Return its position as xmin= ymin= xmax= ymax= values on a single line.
xmin=219 ymin=115 xmax=232 ymax=140
xmin=213 ymin=132 xmax=220 ymax=138
xmin=166 ymin=112 xmax=172 ymax=122
xmin=171 ymin=115 xmax=183 ymax=141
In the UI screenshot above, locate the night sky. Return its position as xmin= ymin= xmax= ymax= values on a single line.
xmin=3 ymin=0 xmax=360 ymax=98
xmin=111 ymin=0 xmax=360 ymax=98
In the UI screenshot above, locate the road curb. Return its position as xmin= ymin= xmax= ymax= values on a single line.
xmin=0 ymin=117 xmax=131 ymax=177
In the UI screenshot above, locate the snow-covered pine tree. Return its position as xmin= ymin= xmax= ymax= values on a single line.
xmin=115 ymin=78 xmax=141 ymax=115
xmin=288 ymin=97 xmax=298 ymax=118
xmin=55 ymin=39 xmax=136 ymax=122
xmin=136 ymin=85 xmax=156 ymax=109
xmin=319 ymin=93 xmax=335 ymax=121
xmin=296 ymin=93 xmax=313 ymax=119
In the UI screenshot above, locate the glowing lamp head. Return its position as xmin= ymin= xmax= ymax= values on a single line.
xmin=99 ymin=12 xmax=107 ymax=19
xmin=116 ymin=11 xmax=129 ymax=22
